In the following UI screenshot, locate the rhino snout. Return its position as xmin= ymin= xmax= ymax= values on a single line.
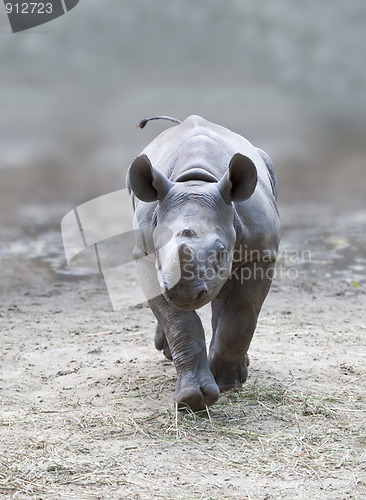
xmin=164 ymin=281 xmax=209 ymax=311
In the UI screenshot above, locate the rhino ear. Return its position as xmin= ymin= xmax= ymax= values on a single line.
xmin=128 ymin=154 xmax=174 ymax=202
xmin=217 ymin=153 xmax=258 ymax=203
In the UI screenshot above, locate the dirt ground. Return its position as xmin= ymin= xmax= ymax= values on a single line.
xmin=2 ymin=1 xmax=366 ymax=496
xmin=1 ymin=162 xmax=366 ymax=499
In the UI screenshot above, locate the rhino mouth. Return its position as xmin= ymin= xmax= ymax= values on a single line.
xmin=162 ymin=281 xmax=211 ymax=311
xmin=164 ymin=295 xmax=209 ymax=312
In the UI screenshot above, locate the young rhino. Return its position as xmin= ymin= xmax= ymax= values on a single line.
xmin=127 ymin=115 xmax=280 ymax=411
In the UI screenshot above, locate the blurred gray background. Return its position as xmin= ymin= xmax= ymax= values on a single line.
xmin=0 ymin=0 xmax=365 ymax=228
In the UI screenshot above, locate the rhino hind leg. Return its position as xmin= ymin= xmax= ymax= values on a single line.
xmin=154 ymin=323 xmax=172 ymax=360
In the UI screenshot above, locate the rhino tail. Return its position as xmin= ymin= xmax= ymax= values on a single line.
xmin=138 ymin=115 xmax=182 ymax=129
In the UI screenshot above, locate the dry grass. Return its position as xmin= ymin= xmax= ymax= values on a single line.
xmin=1 ymin=377 xmax=365 ymax=499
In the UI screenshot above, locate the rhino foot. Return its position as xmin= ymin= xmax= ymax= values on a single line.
xmin=209 ymin=353 xmax=250 ymax=392
xmin=154 ymin=324 xmax=172 ymax=360
xmin=176 ymin=372 xmax=220 ymax=412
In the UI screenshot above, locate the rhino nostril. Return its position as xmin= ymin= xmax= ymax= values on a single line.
xmin=196 ymin=289 xmax=207 ymax=302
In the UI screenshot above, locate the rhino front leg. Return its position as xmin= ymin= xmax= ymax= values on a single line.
xmin=209 ymin=261 xmax=274 ymax=391
xmin=149 ymin=295 xmax=220 ymax=411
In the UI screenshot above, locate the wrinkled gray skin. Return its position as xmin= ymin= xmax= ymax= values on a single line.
xmin=126 ymin=115 xmax=280 ymax=411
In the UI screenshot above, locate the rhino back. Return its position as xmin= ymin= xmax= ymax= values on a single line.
xmin=141 ymin=115 xmax=274 ymax=195
xmin=132 ymin=115 xmax=280 ymax=258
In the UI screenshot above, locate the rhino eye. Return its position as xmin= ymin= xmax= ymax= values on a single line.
xmin=177 ymin=228 xmax=197 ymax=238
xmin=218 ymin=246 xmax=228 ymax=267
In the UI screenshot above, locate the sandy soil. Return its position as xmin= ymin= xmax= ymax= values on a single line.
xmin=1 ymin=1 xmax=366 ymax=496
xmin=1 ymin=168 xmax=365 ymax=499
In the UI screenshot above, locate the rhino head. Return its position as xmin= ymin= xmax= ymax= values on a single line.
xmin=128 ymin=153 xmax=257 ymax=311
